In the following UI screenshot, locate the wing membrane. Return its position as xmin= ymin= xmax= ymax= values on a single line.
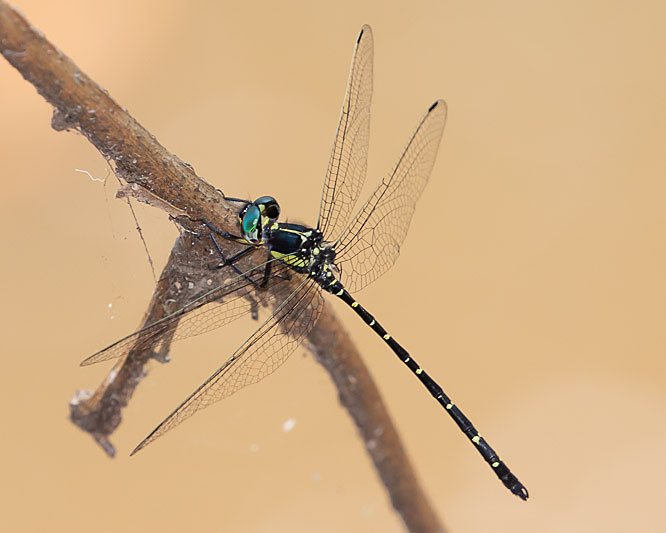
xmin=131 ymin=277 xmax=324 ymax=454
xmin=317 ymin=25 xmax=374 ymax=241
xmin=334 ymin=100 xmax=447 ymax=293
xmin=80 ymin=258 xmax=294 ymax=366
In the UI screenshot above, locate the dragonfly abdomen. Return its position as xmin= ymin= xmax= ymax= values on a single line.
xmin=327 ymin=279 xmax=529 ymax=500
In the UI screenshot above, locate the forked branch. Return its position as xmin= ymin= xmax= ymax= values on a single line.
xmin=0 ymin=4 xmax=444 ymax=532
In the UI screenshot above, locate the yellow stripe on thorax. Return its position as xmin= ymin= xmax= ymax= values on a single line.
xmin=270 ymin=250 xmax=307 ymax=268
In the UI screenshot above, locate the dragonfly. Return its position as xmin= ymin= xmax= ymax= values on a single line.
xmin=82 ymin=25 xmax=528 ymax=500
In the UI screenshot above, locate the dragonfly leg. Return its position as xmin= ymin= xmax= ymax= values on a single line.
xmin=208 ymin=232 xmax=287 ymax=286
xmin=208 ymin=234 xmax=255 ymax=272
xmin=201 ymin=219 xmax=245 ymax=243
xmin=212 ymin=190 xmax=251 ymax=204
xmin=208 ymin=235 xmax=265 ymax=320
xmin=201 ymin=219 xmax=289 ymax=283
xmin=256 ymin=254 xmax=292 ymax=287
xmin=221 ymin=195 xmax=251 ymax=203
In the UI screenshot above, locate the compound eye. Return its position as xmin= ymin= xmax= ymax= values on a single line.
xmin=241 ymin=204 xmax=261 ymax=240
xmin=254 ymin=196 xmax=280 ymax=220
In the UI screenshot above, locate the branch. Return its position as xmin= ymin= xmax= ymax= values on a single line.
xmin=0 ymin=2 xmax=231 ymax=225
xmin=0 ymin=4 xmax=444 ymax=532
xmin=309 ymin=310 xmax=445 ymax=533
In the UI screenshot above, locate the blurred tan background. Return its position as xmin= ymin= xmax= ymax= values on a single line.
xmin=2 ymin=0 xmax=665 ymax=531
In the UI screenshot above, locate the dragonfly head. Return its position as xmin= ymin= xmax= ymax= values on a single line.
xmin=239 ymin=196 xmax=281 ymax=244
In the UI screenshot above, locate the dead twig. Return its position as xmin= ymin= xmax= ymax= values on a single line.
xmin=0 ymin=4 xmax=444 ymax=531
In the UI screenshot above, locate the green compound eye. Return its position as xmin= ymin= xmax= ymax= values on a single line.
xmin=242 ymin=204 xmax=261 ymax=238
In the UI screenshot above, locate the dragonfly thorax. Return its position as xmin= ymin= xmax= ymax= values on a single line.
xmin=266 ymin=223 xmax=337 ymax=281
xmin=307 ymin=241 xmax=338 ymax=287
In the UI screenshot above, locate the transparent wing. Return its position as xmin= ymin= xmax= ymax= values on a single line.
xmin=131 ymin=277 xmax=324 ymax=454
xmin=317 ymin=24 xmax=374 ymax=241
xmin=80 ymin=258 xmax=295 ymax=366
xmin=333 ymin=100 xmax=447 ymax=293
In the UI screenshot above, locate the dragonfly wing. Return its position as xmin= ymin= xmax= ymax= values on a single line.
xmin=334 ymin=100 xmax=447 ymax=293
xmin=80 ymin=258 xmax=294 ymax=366
xmin=131 ymin=277 xmax=324 ymax=454
xmin=317 ymin=25 xmax=373 ymax=241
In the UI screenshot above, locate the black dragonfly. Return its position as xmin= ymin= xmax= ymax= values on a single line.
xmin=82 ymin=25 xmax=528 ymax=500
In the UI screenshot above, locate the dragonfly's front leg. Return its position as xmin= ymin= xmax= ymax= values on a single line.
xmin=202 ymin=219 xmax=245 ymax=243
xmin=208 ymin=235 xmax=269 ymax=321
xmin=208 ymin=234 xmax=256 ymax=276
